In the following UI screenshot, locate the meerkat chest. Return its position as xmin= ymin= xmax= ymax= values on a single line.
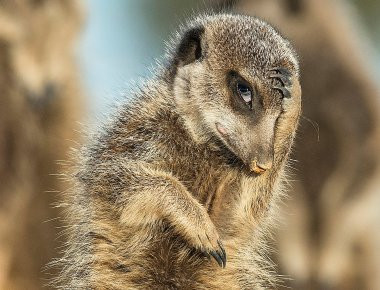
xmin=209 ymin=174 xmax=274 ymax=238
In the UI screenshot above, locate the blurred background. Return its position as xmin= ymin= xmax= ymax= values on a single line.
xmin=0 ymin=0 xmax=379 ymax=289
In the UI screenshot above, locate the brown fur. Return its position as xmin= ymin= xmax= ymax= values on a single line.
xmin=0 ymin=1 xmax=82 ymax=289
xmin=56 ymin=13 xmax=301 ymax=289
xmin=233 ymin=0 xmax=380 ymax=289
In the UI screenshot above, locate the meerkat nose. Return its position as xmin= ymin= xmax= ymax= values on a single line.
xmin=250 ymin=160 xmax=272 ymax=174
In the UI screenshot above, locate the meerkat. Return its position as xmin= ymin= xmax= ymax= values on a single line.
xmin=0 ymin=1 xmax=83 ymax=289
xmin=56 ymin=13 xmax=301 ymax=289
xmin=229 ymin=0 xmax=380 ymax=289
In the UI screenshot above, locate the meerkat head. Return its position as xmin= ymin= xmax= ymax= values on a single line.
xmin=169 ymin=14 xmax=301 ymax=175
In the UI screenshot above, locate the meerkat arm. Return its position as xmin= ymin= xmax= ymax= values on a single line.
xmin=88 ymin=159 xmax=226 ymax=267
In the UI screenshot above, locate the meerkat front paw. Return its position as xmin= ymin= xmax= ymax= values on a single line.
xmin=176 ymin=211 xmax=226 ymax=268
xmin=269 ymin=67 xmax=292 ymax=98
xmin=195 ymin=221 xmax=226 ymax=268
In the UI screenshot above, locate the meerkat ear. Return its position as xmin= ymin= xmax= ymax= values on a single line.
xmin=176 ymin=26 xmax=205 ymax=66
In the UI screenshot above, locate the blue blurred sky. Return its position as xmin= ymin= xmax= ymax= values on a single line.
xmin=77 ymin=1 xmax=163 ymax=119
xmin=77 ymin=0 xmax=207 ymax=121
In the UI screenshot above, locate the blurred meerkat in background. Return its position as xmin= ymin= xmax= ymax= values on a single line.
xmin=223 ymin=0 xmax=380 ymax=288
xmin=0 ymin=0 xmax=83 ymax=289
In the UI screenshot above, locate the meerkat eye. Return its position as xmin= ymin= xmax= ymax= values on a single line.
xmin=237 ymin=83 xmax=253 ymax=108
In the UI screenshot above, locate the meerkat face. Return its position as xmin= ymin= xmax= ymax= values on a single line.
xmin=171 ymin=14 xmax=301 ymax=174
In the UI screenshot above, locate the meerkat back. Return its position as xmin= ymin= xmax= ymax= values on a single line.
xmin=56 ymin=14 xmax=301 ymax=289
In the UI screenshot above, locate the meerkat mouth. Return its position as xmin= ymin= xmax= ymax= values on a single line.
xmin=215 ymin=122 xmax=270 ymax=175
xmin=216 ymin=122 xmax=228 ymax=136
xmin=214 ymin=122 xmax=255 ymax=175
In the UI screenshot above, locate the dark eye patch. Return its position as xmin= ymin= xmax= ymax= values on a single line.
xmin=227 ymin=71 xmax=255 ymax=110
xmin=237 ymin=83 xmax=252 ymax=108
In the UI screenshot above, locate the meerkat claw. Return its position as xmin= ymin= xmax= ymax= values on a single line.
xmin=268 ymin=67 xmax=292 ymax=98
xmin=269 ymin=73 xmax=292 ymax=86
xmin=210 ymin=250 xmax=225 ymax=268
xmin=217 ymin=240 xmax=227 ymax=267
xmin=273 ymin=85 xmax=291 ymax=98
xmin=269 ymin=67 xmax=291 ymax=77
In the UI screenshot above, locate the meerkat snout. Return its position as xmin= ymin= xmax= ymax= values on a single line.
xmin=248 ymin=142 xmax=274 ymax=174
xmin=215 ymin=120 xmax=275 ymax=174
xmin=250 ymin=159 xmax=273 ymax=174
